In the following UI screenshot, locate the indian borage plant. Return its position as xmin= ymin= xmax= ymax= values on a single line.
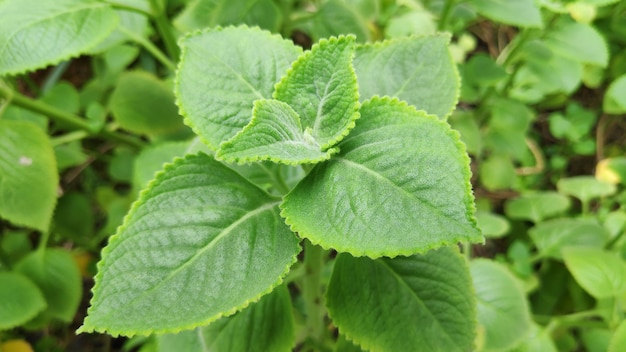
xmin=76 ymin=26 xmax=484 ymax=350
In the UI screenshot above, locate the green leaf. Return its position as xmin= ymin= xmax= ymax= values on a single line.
xmin=217 ymin=100 xmax=337 ymax=165
xmin=133 ymin=141 xmax=190 ymax=191
xmin=609 ymin=320 xmax=626 ymax=352
xmin=80 ymin=153 xmax=301 ymax=336
xmin=353 ymin=34 xmax=459 ymax=119
xmin=504 ymin=192 xmax=571 ymax=223
xmin=110 ymin=71 xmax=186 ymax=138
xmin=0 ymin=120 xmax=58 ymax=232
xmin=475 ymin=211 xmax=510 ymax=238
xmin=557 ymin=176 xmax=617 ymax=204
xmin=274 ymin=35 xmax=360 ymax=149
xmin=14 ymin=249 xmax=82 ymax=322
xmin=309 ymin=0 xmax=371 ymax=42
xmin=603 ymin=74 xmax=626 ymax=114
xmin=0 ymin=0 xmax=118 ymax=75
xmin=335 ymin=334 xmax=366 ymax=352
xmin=175 ymin=0 xmax=282 ymax=33
xmin=176 ymin=26 xmax=302 ymax=149
xmin=544 ymin=21 xmax=609 ymax=67
xmin=88 ymin=9 xmax=149 ymax=54
xmin=469 ymin=0 xmax=542 ymax=27
xmin=157 ymin=285 xmax=295 ymax=352
xmin=0 ymin=272 xmax=46 ymax=330
xmin=326 ymin=247 xmax=476 ymax=352
xmin=281 ymin=98 xmax=481 ymax=258
xmin=529 ymin=218 xmax=609 ymax=260
xmin=479 ymin=155 xmax=517 ymax=191
xmin=510 ymin=323 xmax=558 ymax=352
xmin=597 ymin=157 xmax=626 ymax=185
xmin=562 ymin=247 xmax=626 ymax=299
xmin=471 ymin=259 xmax=532 ymax=352
xmin=53 ymin=192 xmax=95 ymax=243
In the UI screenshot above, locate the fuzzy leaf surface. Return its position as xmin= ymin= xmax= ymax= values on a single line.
xmin=353 ymin=35 xmax=459 ymax=119
xmin=274 ymin=35 xmax=360 ymax=148
xmin=156 ymin=285 xmax=295 ymax=352
xmin=80 ymin=153 xmax=301 ymax=336
xmin=217 ymin=99 xmax=336 ymax=164
xmin=0 ymin=120 xmax=58 ymax=232
xmin=281 ymin=98 xmax=481 ymax=258
xmin=0 ymin=0 xmax=118 ymax=75
xmin=326 ymin=247 xmax=476 ymax=351
xmin=176 ymin=26 xmax=302 ymax=149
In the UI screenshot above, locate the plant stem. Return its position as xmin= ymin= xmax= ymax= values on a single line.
xmin=50 ymin=131 xmax=90 ymax=146
xmin=148 ymin=0 xmax=180 ymax=62
xmin=302 ymin=240 xmax=328 ymax=349
xmin=605 ymin=230 xmax=625 ymax=250
xmin=438 ymin=0 xmax=457 ymax=31
xmin=118 ymin=27 xmax=176 ymax=72
xmin=0 ymin=84 xmax=145 ymax=149
xmin=105 ymin=1 xmax=152 ymax=16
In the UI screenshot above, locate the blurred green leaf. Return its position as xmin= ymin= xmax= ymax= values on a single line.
xmin=557 ymin=176 xmax=617 ymax=204
xmin=0 ymin=272 xmax=46 ymax=330
xmin=505 ymin=192 xmax=571 ymax=223
xmin=529 ymin=218 xmax=609 ymax=260
xmin=563 ymin=247 xmax=626 ymax=299
xmin=475 ymin=211 xmax=510 ymax=238
xmin=480 ymin=155 xmax=517 ymax=191
xmin=469 ymin=0 xmax=542 ymax=27
xmin=603 ymin=74 xmax=626 ymax=114
xmin=544 ymin=21 xmax=609 ymax=67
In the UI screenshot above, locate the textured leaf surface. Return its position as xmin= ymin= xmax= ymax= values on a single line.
xmin=0 ymin=272 xmax=46 ymax=330
xmin=157 ymin=285 xmax=295 ymax=352
xmin=217 ymin=100 xmax=336 ymax=164
xmin=15 ymin=249 xmax=82 ymax=322
xmin=529 ymin=218 xmax=608 ymax=260
xmin=176 ymin=26 xmax=302 ymax=149
xmin=471 ymin=260 xmax=532 ymax=352
xmin=281 ymin=98 xmax=481 ymax=258
xmin=0 ymin=120 xmax=58 ymax=232
xmin=110 ymin=71 xmax=186 ymax=137
xmin=80 ymin=154 xmax=301 ymax=335
xmin=469 ymin=0 xmax=542 ymax=27
xmin=274 ymin=35 xmax=360 ymax=148
xmin=353 ymin=34 xmax=459 ymax=118
xmin=563 ymin=247 xmax=626 ymax=299
xmin=0 ymin=0 xmax=118 ymax=75
xmin=326 ymin=247 xmax=476 ymax=351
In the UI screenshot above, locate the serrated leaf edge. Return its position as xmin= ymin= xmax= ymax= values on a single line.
xmin=273 ymin=35 xmax=361 ymax=149
xmin=280 ymin=97 xmax=482 ymax=259
xmin=355 ymin=34 xmax=461 ymax=119
xmin=0 ymin=3 xmax=119 ymax=76
xmin=174 ymin=25 xmax=303 ymax=150
xmin=78 ymin=153 xmax=301 ymax=337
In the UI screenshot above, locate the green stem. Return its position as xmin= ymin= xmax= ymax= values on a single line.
xmin=148 ymin=0 xmax=180 ymax=62
xmin=105 ymin=1 xmax=153 ymax=16
xmin=302 ymin=240 xmax=328 ymax=349
xmin=543 ymin=309 xmax=603 ymax=334
xmin=42 ymin=60 xmax=70 ymax=93
xmin=50 ymin=130 xmax=89 ymax=146
xmin=606 ymin=230 xmax=625 ymax=250
xmin=438 ymin=0 xmax=456 ymax=31
xmin=118 ymin=27 xmax=176 ymax=71
xmin=0 ymin=84 xmax=145 ymax=149
xmin=37 ymin=230 xmax=51 ymax=256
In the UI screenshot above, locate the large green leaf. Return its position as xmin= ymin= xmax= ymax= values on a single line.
xmin=217 ymin=100 xmax=337 ymax=165
xmin=0 ymin=0 xmax=118 ymax=75
xmin=0 ymin=272 xmax=46 ymax=330
xmin=274 ymin=35 xmax=360 ymax=149
xmin=529 ymin=218 xmax=609 ymax=260
xmin=544 ymin=21 xmax=609 ymax=67
xmin=353 ymin=35 xmax=459 ymax=119
xmin=0 ymin=120 xmax=58 ymax=232
xmin=14 ymin=249 xmax=82 ymax=322
xmin=471 ymin=260 xmax=532 ymax=352
xmin=281 ymin=98 xmax=481 ymax=258
xmin=157 ymin=285 xmax=295 ymax=352
xmin=326 ymin=247 xmax=476 ymax=351
xmin=175 ymin=26 xmax=302 ymax=149
xmin=469 ymin=0 xmax=542 ymax=27
xmin=562 ymin=247 xmax=626 ymax=299
xmin=80 ymin=153 xmax=300 ymax=335
xmin=109 ymin=71 xmax=186 ymax=138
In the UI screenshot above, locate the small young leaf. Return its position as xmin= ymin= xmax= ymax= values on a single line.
xmin=217 ymin=99 xmax=337 ymax=164
xmin=504 ymin=192 xmax=571 ymax=223
xmin=176 ymin=26 xmax=302 ymax=149
xmin=562 ymin=247 xmax=626 ymax=299
xmin=529 ymin=218 xmax=609 ymax=260
xmin=469 ymin=0 xmax=542 ymax=27
xmin=157 ymin=285 xmax=295 ymax=352
xmin=274 ymin=35 xmax=360 ymax=149
xmin=80 ymin=153 xmax=301 ymax=336
xmin=326 ymin=247 xmax=476 ymax=352
xmin=281 ymin=97 xmax=481 ymax=258
xmin=0 ymin=0 xmax=118 ymax=75
xmin=0 ymin=272 xmax=46 ymax=330
xmin=471 ymin=260 xmax=532 ymax=352
xmin=475 ymin=211 xmax=510 ymax=238
xmin=0 ymin=120 xmax=58 ymax=232
xmin=603 ymin=74 xmax=626 ymax=114
xmin=557 ymin=176 xmax=617 ymax=204
xmin=309 ymin=0 xmax=371 ymax=42
xmin=14 ymin=249 xmax=82 ymax=322
xmin=354 ymin=35 xmax=459 ymax=119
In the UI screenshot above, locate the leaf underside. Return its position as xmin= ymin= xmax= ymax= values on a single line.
xmin=80 ymin=153 xmax=301 ymax=336
xmin=281 ymin=97 xmax=482 ymax=258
